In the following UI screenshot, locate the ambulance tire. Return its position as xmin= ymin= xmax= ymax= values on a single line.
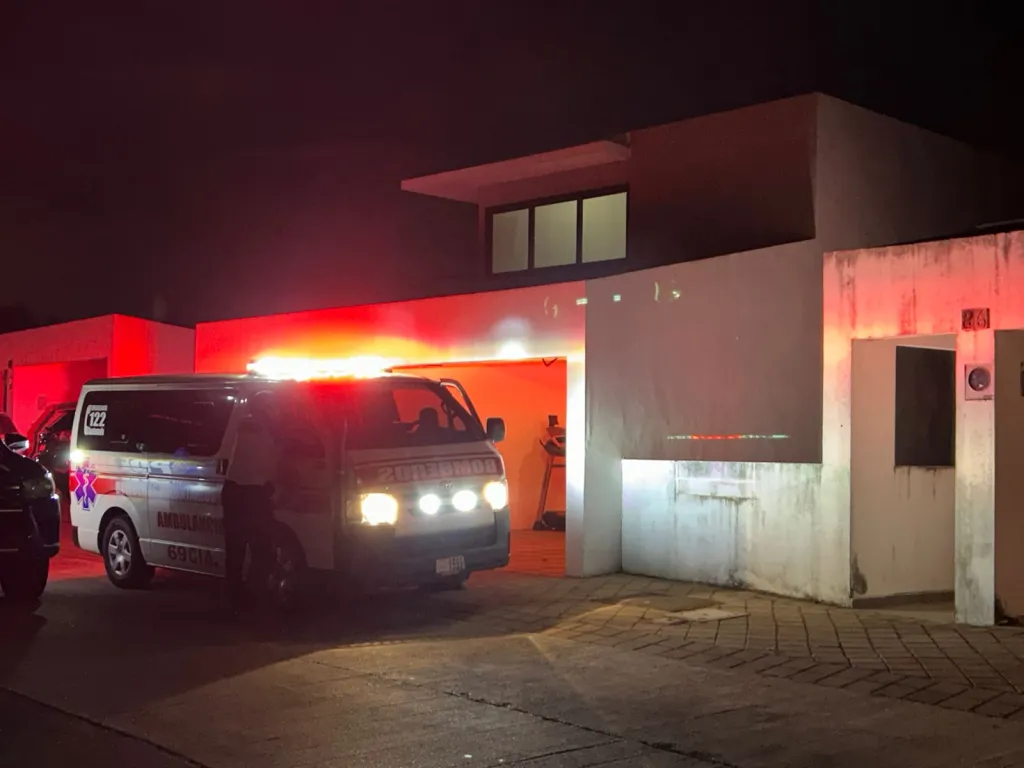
xmin=102 ymin=515 xmax=155 ymax=590
xmin=266 ymin=526 xmax=307 ymax=614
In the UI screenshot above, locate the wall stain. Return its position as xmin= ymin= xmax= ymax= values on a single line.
xmin=850 ymin=553 xmax=868 ymax=596
xmin=835 ymin=254 xmax=858 ymax=329
xmin=897 ymin=287 xmax=917 ymax=336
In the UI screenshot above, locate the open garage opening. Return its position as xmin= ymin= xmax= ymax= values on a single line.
xmin=396 ymin=358 xmax=568 ymax=577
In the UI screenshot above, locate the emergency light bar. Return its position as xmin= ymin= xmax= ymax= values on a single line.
xmin=246 ymin=356 xmax=401 ymax=381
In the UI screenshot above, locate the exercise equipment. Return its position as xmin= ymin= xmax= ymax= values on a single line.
xmin=534 ymin=415 xmax=566 ymax=531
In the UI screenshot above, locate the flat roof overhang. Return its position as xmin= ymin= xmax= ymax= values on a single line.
xmin=401 ymin=139 xmax=631 ymax=204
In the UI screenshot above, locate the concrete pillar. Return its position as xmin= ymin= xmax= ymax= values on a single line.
xmin=955 ymin=329 xmax=995 ymax=625
xmin=956 ymin=328 xmax=1024 ymax=624
xmin=564 ymin=353 xmax=586 ymax=577
xmin=564 ymin=348 xmax=623 ymax=578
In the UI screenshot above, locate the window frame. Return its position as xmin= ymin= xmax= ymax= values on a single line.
xmin=485 ymin=185 xmax=629 ymax=276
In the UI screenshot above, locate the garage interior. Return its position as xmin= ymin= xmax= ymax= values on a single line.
xmin=398 ymin=357 xmax=567 ymax=576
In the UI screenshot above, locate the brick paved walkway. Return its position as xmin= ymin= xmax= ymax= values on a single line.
xmin=437 ymin=571 xmax=1024 ymax=721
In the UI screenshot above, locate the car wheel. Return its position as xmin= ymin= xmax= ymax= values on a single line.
xmin=102 ymin=516 xmax=154 ymax=589
xmin=0 ymin=557 xmax=49 ymax=603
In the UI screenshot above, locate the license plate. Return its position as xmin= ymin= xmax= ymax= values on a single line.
xmin=435 ymin=555 xmax=465 ymax=576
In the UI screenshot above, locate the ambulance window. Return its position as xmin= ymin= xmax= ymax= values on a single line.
xmin=76 ymin=391 xmax=144 ymax=453
xmin=140 ymin=389 xmax=236 ymax=457
xmin=269 ymin=393 xmax=325 ymax=460
xmin=345 ymin=381 xmax=484 ymax=449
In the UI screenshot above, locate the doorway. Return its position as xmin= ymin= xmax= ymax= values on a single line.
xmin=850 ymin=335 xmax=955 ymax=610
xmin=397 ymin=358 xmax=568 ymax=576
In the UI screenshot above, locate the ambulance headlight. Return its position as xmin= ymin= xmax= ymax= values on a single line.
xmin=360 ymin=493 xmax=399 ymax=526
xmin=418 ymin=493 xmax=442 ymax=516
xmin=451 ymin=489 xmax=478 ymax=512
xmin=483 ymin=481 xmax=508 ymax=510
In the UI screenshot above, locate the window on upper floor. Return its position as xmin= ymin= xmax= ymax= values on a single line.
xmin=488 ymin=189 xmax=627 ymax=274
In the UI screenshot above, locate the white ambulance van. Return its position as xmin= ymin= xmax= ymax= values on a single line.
xmin=68 ymin=359 xmax=510 ymax=600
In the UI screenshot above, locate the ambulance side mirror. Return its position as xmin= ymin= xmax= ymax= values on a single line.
xmin=485 ymin=418 xmax=505 ymax=444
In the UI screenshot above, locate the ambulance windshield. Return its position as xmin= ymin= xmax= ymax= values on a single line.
xmin=313 ymin=378 xmax=486 ymax=451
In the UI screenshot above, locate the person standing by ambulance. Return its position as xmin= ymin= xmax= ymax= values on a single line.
xmin=222 ymin=393 xmax=280 ymax=608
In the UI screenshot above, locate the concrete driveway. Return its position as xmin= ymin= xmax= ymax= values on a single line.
xmin=3 ymin=552 xmax=1024 ymax=767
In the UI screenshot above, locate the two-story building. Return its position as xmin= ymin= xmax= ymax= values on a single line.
xmin=193 ymin=93 xmax=1024 ymax=624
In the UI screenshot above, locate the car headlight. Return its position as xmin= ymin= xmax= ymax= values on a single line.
xmin=451 ymin=489 xmax=478 ymax=512
xmin=360 ymin=493 xmax=399 ymax=525
xmin=483 ymin=480 xmax=509 ymax=510
xmin=23 ymin=473 xmax=56 ymax=500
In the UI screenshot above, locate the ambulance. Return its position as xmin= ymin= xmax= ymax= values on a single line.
xmin=67 ymin=357 xmax=510 ymax=604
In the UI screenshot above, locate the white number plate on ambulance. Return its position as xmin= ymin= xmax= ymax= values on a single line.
xmin=436 ymin=556 xmax=465 ymax=576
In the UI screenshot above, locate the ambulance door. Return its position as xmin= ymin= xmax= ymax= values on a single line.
xmin=270 ymin=390 xmax=334 ymax=571
xmin=145 ymin=388 xmax=236 ymax=576
xmin=439 ymin=378 xmax=482 ymax=427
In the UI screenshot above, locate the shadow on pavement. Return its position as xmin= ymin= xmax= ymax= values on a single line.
xmin=0 ymin=602 xmax=47 ymax=683
xmin=0 ymin=566 xmax=576 ymax=721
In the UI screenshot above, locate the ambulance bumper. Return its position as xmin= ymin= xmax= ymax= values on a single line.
xmin=340 ymin=508 xmax=511 ymax=587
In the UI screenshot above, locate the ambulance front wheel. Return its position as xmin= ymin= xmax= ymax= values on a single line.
xmin=266 ymin=527 xmax=307 ymax=613
xmin=102 ymin=515 xmax=155 ymax=590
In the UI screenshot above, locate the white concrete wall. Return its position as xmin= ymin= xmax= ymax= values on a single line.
xmin=608 ymin=99 xmax=1016 ymax=599
xmin=995 ymin=330 xmax=1024 ymax=619
xmin=589 ymin=239 xmax=832 ymax=587
xmin=850 ymin=336 xmax=955 ymax=601
xmin=814 ymin=95 xmax=1014 ymax=251
xmin=622 ymin=460 xmax=824 ymax=598
xmin=824 ymin=231 xmax=1024 ymax=623
xmin=108 ymin=315 xmax=195 ymax=377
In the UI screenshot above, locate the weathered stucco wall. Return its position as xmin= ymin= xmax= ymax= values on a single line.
xmin=825 ymin=231 xmax=1024 ymax=623
xmin=622 ymin=460 xmax=827 ymax=599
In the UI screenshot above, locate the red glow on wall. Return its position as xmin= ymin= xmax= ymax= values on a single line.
xmin=195 ymin=283 xmax=586 ymax=373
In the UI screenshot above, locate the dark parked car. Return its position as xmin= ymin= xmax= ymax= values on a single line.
xmin=0 ymin=412 xmax=24 ymax=451
xmin=0 ymin=433 xmax=60 ymax=603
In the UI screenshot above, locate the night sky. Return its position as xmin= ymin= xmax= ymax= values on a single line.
xmin=1 ymin=2 xmax=1019 ymax=330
